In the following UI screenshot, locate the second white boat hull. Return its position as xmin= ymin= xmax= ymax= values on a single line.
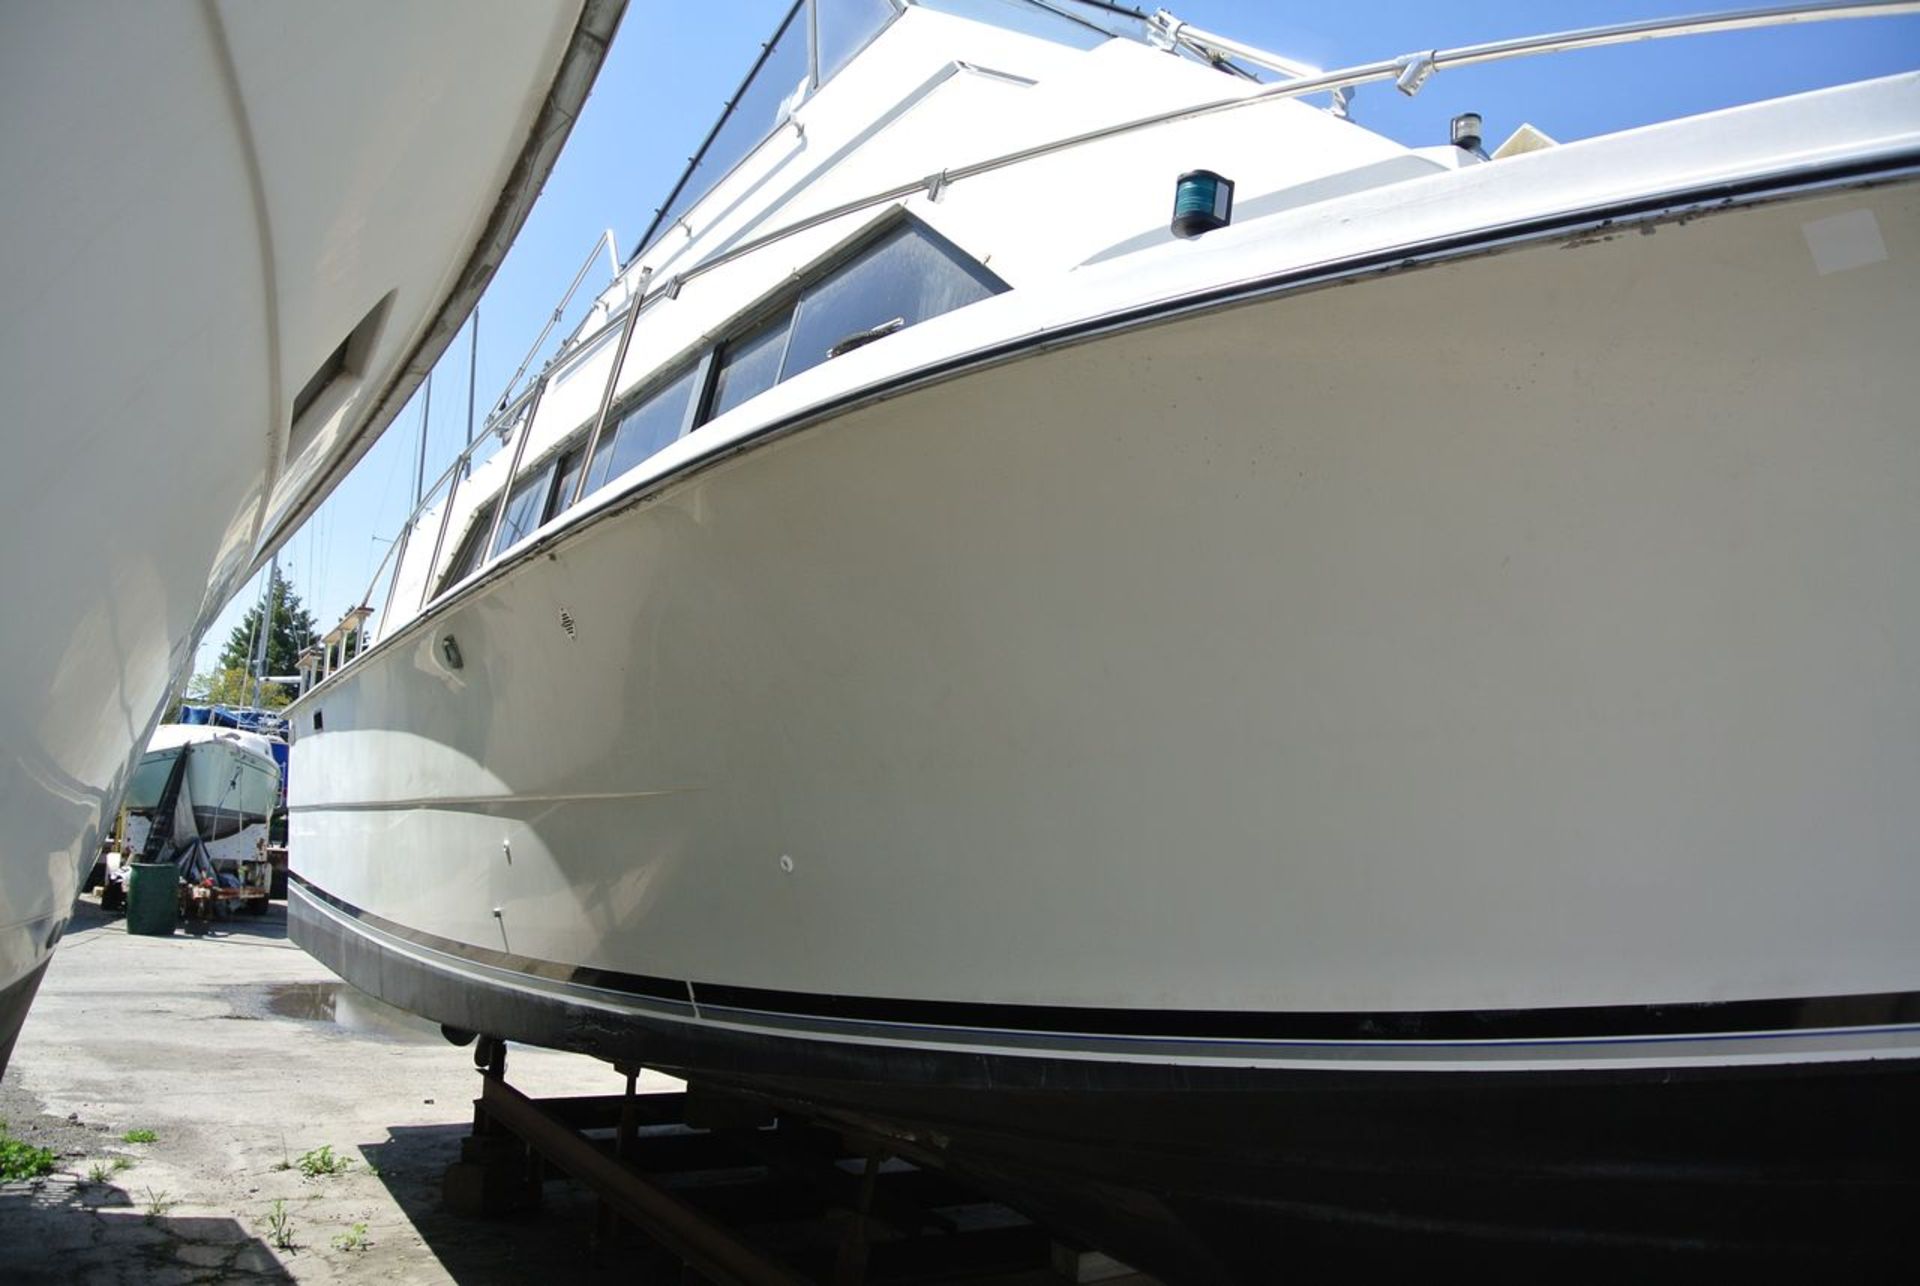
xmin=0 ymin=0 xmax=624 ymax=1069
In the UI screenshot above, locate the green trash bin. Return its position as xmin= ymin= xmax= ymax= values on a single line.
xmin=125 ymin=862 xmax=179 ymax=936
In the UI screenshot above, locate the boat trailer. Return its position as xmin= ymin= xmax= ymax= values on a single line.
xmin=445 ymin=1040 xmax=1144 ymax=1285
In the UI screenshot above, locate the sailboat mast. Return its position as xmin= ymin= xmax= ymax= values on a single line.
xmin=248 ymin=554 xmax=277 ymax=707
xmin=414 ymin=372 xmax=433 ymax=508
xmin=464 ymin=310 xmax=479 ymax=479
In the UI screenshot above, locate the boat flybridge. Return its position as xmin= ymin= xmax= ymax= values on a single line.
xmin=0 ymin=0 xmax=627 ymax=1073
xmin=289 ymin=1 xmax=1919 ymax=1275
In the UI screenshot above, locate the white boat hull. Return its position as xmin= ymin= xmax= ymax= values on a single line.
xmin=0 ymin=0 xmax=624 ymax=1068
xmin=290 ymin=172 xmax=1919 ymax=1267
xmin=294 ymin=175 xmax=1919 ymax=1039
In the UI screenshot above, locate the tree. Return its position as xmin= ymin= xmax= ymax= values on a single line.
xmin=184 ymin=666 xmax=293 ymax=711
xmin=217 ymin=566 xmax=318 ymax=682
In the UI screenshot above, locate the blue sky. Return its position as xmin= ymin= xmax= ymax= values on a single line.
xmin=202 ymin=0 xmax=1920 ymax=673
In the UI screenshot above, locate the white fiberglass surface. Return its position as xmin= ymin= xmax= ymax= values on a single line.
xmin=0 ymin=0 xmax=601 ymax=1015
xmin=185 ymin=745 xmax=280 ymax=824
xmin=294 ymin=181 xmax=1919 ymax=1016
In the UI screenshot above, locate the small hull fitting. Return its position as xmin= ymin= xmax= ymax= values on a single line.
xmin=292 ymin=169 xmax=1920 ymax=1275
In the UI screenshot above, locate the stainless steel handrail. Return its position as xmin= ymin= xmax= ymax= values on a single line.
xmin=569 ymin=268 xmax=652 ymax=510
xmin=640 ymin=0 xmax=1918 ymax=295
xmin=352 ymin=0 xmax=1915 ymax=660
xmin=475 ymin=376 xmax=553 ymax=585
xmin=346 ymin=231 xmax=622 ymax=647
xmin=420 ymin=452 xmax=470 ymax=614
xmin=493 ymin=230 xmax=619 ymax=417
xmin=360 ymin=520 xmax=406 ymax=633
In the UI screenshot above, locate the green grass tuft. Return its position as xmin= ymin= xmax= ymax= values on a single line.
xmin=263 ymin=1198 xmax=296 ymax=1251
xmin=330 ymin=1221 xmax=370 ymax=1252
xmin=296 ymin=1144 xmax=351 ymax=1178
xmin=142 ymin=1186 xmax=175 ymax=1224
xmin=0 ymin=1133 xmax=57 ymax=1182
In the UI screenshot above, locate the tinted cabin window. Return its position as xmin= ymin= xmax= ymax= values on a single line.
xmin=818 ymin=0 xmax=899 ymax=82
xmin=707 ymin=310 xmax=794 ymax=421
xmin=492 ymin=457 xmax=560 ymax=557
xmin=914 ymin=0 xmax=1122 ymax=48
xmin=584 ymin=365 xmax=701 ymax=497
xmin=549 ymin=446 xmax=584 ymax=520
xmin=644 ymin=3 xmax=811 ymax=251
xmin=780 ymin=223 xmax=1001 ymax=382
xmin=438 ymin=495 xmax=501 ymax=594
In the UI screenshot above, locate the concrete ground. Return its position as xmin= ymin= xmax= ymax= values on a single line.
xmin=0 ymin=894 xmax=681 ymax=1284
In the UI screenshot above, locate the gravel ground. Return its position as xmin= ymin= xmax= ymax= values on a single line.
xmin=0 ymin=895 xmax=681 ymax=1284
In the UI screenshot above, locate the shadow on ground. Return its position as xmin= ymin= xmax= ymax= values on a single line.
xmin=359 ymin=1123 xmax=638 ymax=1284
xmin=0 ymin=1174 xmax=293 ymax=1284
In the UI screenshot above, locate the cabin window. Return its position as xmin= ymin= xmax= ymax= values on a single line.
xmin=635 ymin=2 xmax=908 ymax=258
xmin=583 ymin=364 xmax=702 ymax=497
xmin=492 ymin=457 xmax=560 ymax=557
xmin=550 ymin=445 xmax=586 ymax=520
xmin=437 ymin=495 xmax=501 ymax=594
xmin=707 ymin=310 xmax=796 ymax=421
xmin=913 ymin=0 xmax=1126 ymax=49
xmin=817 ymin=0 xmax=899 ymax=82
xmin=645 ymin=4 xmax=812 ymax=249
xmin=464 ymin=225 xmax=1000 ymax=561
xmin=779 ymin=222 xmax=1001 ymax=382
xmin=695 ymin=218 xmax=1003 ymax=425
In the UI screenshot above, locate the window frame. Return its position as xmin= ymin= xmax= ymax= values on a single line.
xmin=583 ymin=357 xmax=710 ymax=499
xmin=434 ymin=493 xmax=503 ymax=597
xmin=435 ymin=211 xmax=1002 ymax=599
xmin=693 ymin=210 xmax=1005 ymax=425
xmin=631 ymin=1 xmax=907 ymax=260
xmin=701 ymin=304 xmax=800 ymax=426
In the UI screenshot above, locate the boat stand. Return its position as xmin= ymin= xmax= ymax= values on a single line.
xmin=443 ymin=1038 xmax=1145 ymax=1285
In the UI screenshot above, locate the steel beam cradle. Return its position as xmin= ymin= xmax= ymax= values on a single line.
xmin=443 ymin=1048 xmax=1136 ymax=1285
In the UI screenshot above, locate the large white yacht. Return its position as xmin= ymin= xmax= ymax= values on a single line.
xmin=287 ymin=1 xmax=1919 ymax=1273
xmin=0 ymin=0 xmax=627 ymax=1070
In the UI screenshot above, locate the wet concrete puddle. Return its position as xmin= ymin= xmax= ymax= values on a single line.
xmin=235 ymin=980 xmax=443 ymax=1043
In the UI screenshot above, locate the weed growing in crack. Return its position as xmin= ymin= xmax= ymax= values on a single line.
xmin=296 ymin=1145 xmax=351 ymax=1178
xmin=142 ymin=1187 xmax=175 ymax=1224
xmin=0 ymin=1129 xmax=56 ymax=1182
xmin=121 ymin=1128 xmax=157 ymax=1144
xmin=331 ymin=1221 xmax=371 ymax=1253
xmin=263 ymin=1198 xmax=296 ymax=1251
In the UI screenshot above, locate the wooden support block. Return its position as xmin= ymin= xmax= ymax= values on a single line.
xmin=1050 ymin=1241 xmax=1140 ymax=1283
xmin=442 ymin=1157 xmax=537 ymax=1218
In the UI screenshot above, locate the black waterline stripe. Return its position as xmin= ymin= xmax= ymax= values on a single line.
xmin=290 ymin=875 xmax=1920 ymax=1043
xmin=292 ymin=874 xmax=687 ymax=1005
